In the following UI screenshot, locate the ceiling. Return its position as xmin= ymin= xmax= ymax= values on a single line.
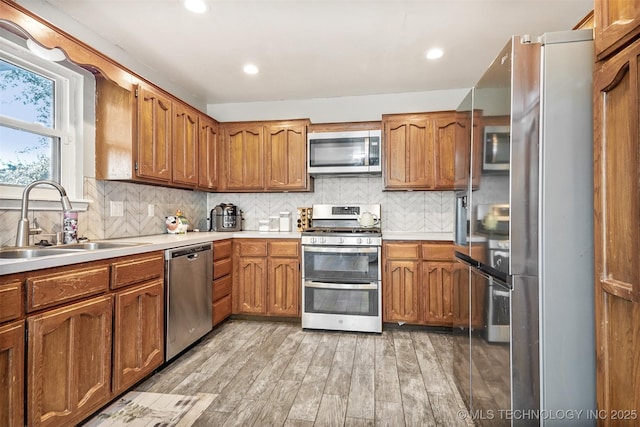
xmin=18 ymin=0 xmax=592 ymax=105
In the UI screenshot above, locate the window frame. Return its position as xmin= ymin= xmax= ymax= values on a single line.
xmin=0 ymin=28 xmax=88 ymax=210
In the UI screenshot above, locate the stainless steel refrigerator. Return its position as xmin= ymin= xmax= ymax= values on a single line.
xmin=454 ymin=29 xmax=596 ymax=426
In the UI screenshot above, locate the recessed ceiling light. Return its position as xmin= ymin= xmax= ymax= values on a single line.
xmin=184 ymin=0 xmax=207 ymax=13
xmin=425 ymin=48 xmax=444 ymax=60
xmin=243 ymin=64 xmax=259 ymax=75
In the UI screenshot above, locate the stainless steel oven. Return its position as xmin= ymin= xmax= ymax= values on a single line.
xmin=301 ymin=204 xmax=382 ymax=333
xmin=486 ymin=238 xmax=510 ymax=343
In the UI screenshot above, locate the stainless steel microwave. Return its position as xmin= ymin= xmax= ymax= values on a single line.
xmin=307 ymin=130 xmax=382 ymax=175
xmin=483 ymin=125 xmax=510 ymax=171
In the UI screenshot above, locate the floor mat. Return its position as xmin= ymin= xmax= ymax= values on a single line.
xmin=84 ymin=391 xmax=215 ymax=426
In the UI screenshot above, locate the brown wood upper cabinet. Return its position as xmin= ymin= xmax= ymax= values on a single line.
xmin=383 ymin=111 xmax=470 ymax=191
xmin=172 ymin=102 xmax=199 ymax=186
xmin=96 ymin=78 xmax=219 ymax=190
xmin=595 ymin=0 xmax=640 ymax=61
xmin=198 ymin=116 xmax=221 ymax=190
xmin=220 ymin=120 xmax=311 ymax=192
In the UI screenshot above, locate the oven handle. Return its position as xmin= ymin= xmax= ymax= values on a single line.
xmin=304 ymin=280 xmax=379 ymax=290
xmin=302 ymin=246 xmax=379 ymax=254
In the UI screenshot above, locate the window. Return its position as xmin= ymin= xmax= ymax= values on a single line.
xmin=0 ymin=27 xmax=88 ymax=207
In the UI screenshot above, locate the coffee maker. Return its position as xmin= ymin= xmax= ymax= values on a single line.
xmin=209 ymin=203 xmax=242 ymax=231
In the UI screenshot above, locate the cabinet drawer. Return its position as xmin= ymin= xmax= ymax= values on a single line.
xmin=238 ymin=241 xmax=268 ymax=257
xmin=213 ymin=240 xmax=232 ymax=260
xmin=110 ymin=252 xmax=164 ymax=290
xmin=422 ymin=243 xmax=454 ymax=261
xmin=385 ymin=243 xmax=420 ymax=259
xmin=27 ymin=264 xmax=110 ymax=312
xmin=213 ymin=258 xmax=232 ymax=280
xmin=213 ymin=275 xmax=232 ymax=301
xmin=213 ymin=294 xmax=232 ymax=326
xmin=268 ymin=241 xmax=299 ymax=257
xmin=0 ymin=280 xmax=23 ymax=323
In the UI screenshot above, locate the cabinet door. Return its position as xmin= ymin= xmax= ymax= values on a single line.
xmin=136 ymin=84 xmax=172 ymax=181
xmin=225 ymin=125 xmax=264 ymax=190
xmin=595 ymin=0 xmax=640 ymax=60
xmin=112 ymin=279 xmax=164 ymax=395
xmin=199 ymin=116 xmax=220 ymax=190
xmin=265 ymin=123 xmax=308 ymax=190
xmin=268 ymin=257 xmax=300 ymax=317
xmin=27 ymin=295 xmax=112 ymax=427
xmin=235 ymin=257 xmax=267 ymax=314
xmin=172 ymin=102 xmax=199 ymax=186
xmin=384 ymin=116 xmax=434 ymax=189
xmin=384 ymin=259 xmax=421 ymax=323
xmin=0 ymin=321 xmax=24 ymax=427
xmin=422 ymin=261 xmax=454 ymax=326
xmin=433 ymin=114 xmax=460 ymax=190
xmin=594 ymin=38 xmax=640 ymax=419
xmin=451 ymin=262 xmax=470 ymax=328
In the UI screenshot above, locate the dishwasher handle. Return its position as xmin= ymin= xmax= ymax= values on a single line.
xmin=165 ymin=243 xmax=212 ymax=260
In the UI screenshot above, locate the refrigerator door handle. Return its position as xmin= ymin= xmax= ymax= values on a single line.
xmin=455 ymin=251 xmax=511 ymax=289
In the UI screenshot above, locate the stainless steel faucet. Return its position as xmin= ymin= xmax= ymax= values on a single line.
xmin=16 ymin=180 xmax=73 ymax=247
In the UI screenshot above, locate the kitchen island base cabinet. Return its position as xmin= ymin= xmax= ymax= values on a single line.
xmin=0 ymin=320 xmax=24 ymax=427
xmin=27 ymin=295 xmax=113 ymax=427
xmin=112 ymin=279 xmax=164 ymax=395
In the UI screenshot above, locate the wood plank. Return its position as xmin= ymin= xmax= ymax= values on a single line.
xmin=346 ymin=364 xmax=375 ymax=419
xmin=412 ymin=331 xmax=452 ymax=394
xmin=314 ymin=394 xmax=347 ymax=426
xmin=253 ymin=379 xmax=301 ymax=426
xmin=324 ymin=348 xmax=355 ymax=396
xmin=375 ymin=401 xmax=406 ymax=426
xmin=287 ymin=365 xmax=331 ymax=421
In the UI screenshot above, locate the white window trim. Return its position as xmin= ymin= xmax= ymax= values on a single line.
xmin=0 ymin=28 xmax=91 ymax=211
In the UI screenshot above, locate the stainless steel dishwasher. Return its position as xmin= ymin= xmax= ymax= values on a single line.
xmin=165 ymin=243 xmax=212 ymax=361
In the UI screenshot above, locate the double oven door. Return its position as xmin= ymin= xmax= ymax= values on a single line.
xmin=301 ymin=244 xmax=382 ymax=333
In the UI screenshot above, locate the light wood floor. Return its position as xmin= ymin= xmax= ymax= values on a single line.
xmin=134 ymin=320 xmax=472 ymax=427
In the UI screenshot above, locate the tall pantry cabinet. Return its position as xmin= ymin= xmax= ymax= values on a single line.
xmin=593 ymin=0 xmax=640 ymax=422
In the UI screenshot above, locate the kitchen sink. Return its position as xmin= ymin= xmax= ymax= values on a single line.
xmin=59 ymin=241 xmax=148 ymax=250
xmin=0 ymin=241 xmax=149 ymax=259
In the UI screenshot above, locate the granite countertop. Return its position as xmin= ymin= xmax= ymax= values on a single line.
xmin=0 ymin=229 xmax=456 ymax=275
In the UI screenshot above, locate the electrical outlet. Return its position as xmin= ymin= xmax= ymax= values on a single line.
xmin=148 ymin=204 xmax=154 ymax=217
xmin=110 ymin=201 xmax=124 ymax=217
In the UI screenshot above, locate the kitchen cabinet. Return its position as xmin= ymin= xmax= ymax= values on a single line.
xmin=595 ymin=0 xmax=640 ymax=61
xmin=136 ymin=83 xmax=173 ymax=182
xmin=199 ymin=116 xmax=221 ymax=190
xmin=172 ymin=102 xmax=199 ymax=186
xmin=594 ymin=31 xmax=640 ymax=421
xmin=27 ymin=294 xmax=113 ymax=427
xmin=0 ymin=320 xmax=24 ymax=427
xmin=213 ymin=239 xmax=233 ymax=326
xmin=451 ymin=244 xmax=486 ymax=329
xmin=96 ymin=77 xmax=218 ymax=191
xmin=111 ymin=252 xmax=164 ymax=395
xmin=265 ymin=120 xmax=310 ymax=191
xmin=383 ymin=111 xmax=469 ymax=191
xmin=267 ymin=241 xmax=300 ymax=317
xmin=220 ymin=120 xmax=311 ymax=192
xmin=233 ymin=239 xmax=300 ymax=317
xmin=0 ymin=278 xmax=23 ymax=323
xmin=223 ymin=123 xmax=265 ymax=191
xmin=383 ymin=241 xmax=475 ymax=327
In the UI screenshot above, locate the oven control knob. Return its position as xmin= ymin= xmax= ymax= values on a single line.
xmin=339 ymin=237 xmax=344 ymax=243
xmin=357 ymin=237 xmax=362 ymax=244
xmin=310 ymin=237 xmax=317 ymax=244
xmin=366 ymin=238 xmax=372 ymax=244
xmin=320 ymin=237 xmax=326 ymax=243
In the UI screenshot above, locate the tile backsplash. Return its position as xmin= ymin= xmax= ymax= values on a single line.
xmin=208 ymin=176 xmax=455 ymax=233
xmin=0 ymin=176 xmax=454 ymax=247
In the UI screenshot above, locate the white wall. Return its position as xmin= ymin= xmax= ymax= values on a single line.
xmin=207 ymin=88 xmax=469 ymax=123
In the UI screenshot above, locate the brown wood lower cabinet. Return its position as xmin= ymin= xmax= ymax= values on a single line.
xmin=27 ymin=294 xmax=113 ymax=427
xmin=213 ymin=239 xmax=233 ymax=325
xmin=0 ymin=320 xmax=24 ymax=427
xmin=233 ymin=239 xmax=300 ymax=317
xmin=384 ymin=241 xmax=485 ymax=328
xmin=112 ymin=279 xmax=164 ymax=395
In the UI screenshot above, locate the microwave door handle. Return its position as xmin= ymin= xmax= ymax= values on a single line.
xmin=364 ymin=137 xmax=370 ymax=166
